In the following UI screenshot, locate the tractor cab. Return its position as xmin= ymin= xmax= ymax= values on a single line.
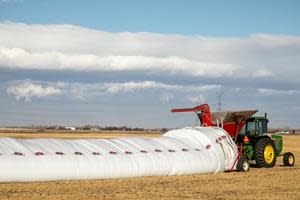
xmin=243 ymin=116 xmax=268 ymax=136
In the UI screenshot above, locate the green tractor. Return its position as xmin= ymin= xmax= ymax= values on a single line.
xmin=171 ymin=104 xmax=296 ymax=172
xmin=236 ymin=115 xmax=295 ymax=171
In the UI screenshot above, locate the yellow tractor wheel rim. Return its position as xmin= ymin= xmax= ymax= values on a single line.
xmin=264 ymin=145 xmax=275 ymax=164
xmin=288 ymin=155 xmax=294 ymax=164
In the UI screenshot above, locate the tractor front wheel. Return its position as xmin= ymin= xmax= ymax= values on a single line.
xmin=237 ymin=157 xmax=250 ymax=172
xmin=255 ymin=138 xmax=277 ymax=168
xmin=283 ymin=152 xmax=295 ymax=166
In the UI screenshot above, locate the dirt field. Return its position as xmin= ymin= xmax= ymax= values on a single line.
xmin=0 ymin=130 xmax=299 ymax=200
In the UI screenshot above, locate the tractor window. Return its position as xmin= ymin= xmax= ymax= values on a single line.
xmin=256 ymin=120 xmax=267 ymax=134
xmin=256 ymin=121 xmax=263 ymax=134
xmin=246 ymin=121 xmax=256 ymax=134
xmin=261 ymin=120 xmax=267 ymax=133
xmin=246 ymin=119 xmax=267 ymax=135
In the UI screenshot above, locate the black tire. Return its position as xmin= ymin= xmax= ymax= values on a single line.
xmin=237 ymin=157 xmax=250 ymax=172
xmin=283 ymin=152 xmax=295 ymax=167
xmin=255 ymin=138 xmax=277 ymax=168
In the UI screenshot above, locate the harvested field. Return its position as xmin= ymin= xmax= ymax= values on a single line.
xmin=0 ymin=128 xmax=162 ymax=139
xmin=0 ymin=130 xmax=299 ymax=200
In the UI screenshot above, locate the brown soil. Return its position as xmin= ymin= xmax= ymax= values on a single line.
xmin=0 ymin=131 xmax=299 ymax=200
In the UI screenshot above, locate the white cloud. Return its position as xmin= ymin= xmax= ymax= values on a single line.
xmin=102 ymin=81 xmax=174 ymax=93
xmin=7 ymin=80 xmax=61 ymax=101
xmin=6 ymin=80 xmax=220 ymax=101
xmin=257 ymin=88 xmax=300 ymax=95
xmin=187 ymin=95 xmax=206 ymax=103
xmin=1 ymin=22 xmax=299 ymax=80
xmin=0 ymin=47 xmax=238 ymax=77
xmin=101 ymin=81 xmax=220 ymax=94
xmin=252 ymin=68 xmax=273 ymax=77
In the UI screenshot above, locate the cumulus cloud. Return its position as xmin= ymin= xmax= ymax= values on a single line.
xmin=252 ymin=68 xmax=273 ymax=77
xmin=0 ymin=47 xmax=238 ymax=77
xmin=102 ymin=81 xmax=173 ymax=93
xmin=1 ymin=22 xmax=299 ymax=80
xmin=187 ymin=95 xmax=206 ymax=103
xmin=102 ymin=81 xmax=220 ymax=94
xmin=7 ymin=80 xmax=61 ymax=101
xmin=257 ymin=88 xmax=300 ymax=95
xmin=6 ymin=80 xmax=220 ymax=101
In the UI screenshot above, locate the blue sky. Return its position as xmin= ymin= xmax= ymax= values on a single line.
xmin=0 ymin=0 xmax=300 ymax=128
xmin=1 ymin=0 xmax=300 ymax=35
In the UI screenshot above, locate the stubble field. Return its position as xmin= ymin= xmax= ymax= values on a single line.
xmin=0 ymin=129 xmax=299 ymax=200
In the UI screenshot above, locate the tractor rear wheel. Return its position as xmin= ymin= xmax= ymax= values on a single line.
xmin=237 ymin=157 xmax=250 ymax=172
xmin=255 ymin=138 xmax=277 ymax=168
xmin=283 ymin=152 xmax=295 ymax=166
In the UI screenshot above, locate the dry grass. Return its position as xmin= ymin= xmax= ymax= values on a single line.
xmin=0 ymin=129 xmax=162 ymax=139
xmin=0 ymin=130 xmax=299 ymax=200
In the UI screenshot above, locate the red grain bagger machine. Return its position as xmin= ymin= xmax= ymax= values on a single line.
xmin=171 ymin=104 xmax=295 ymax=172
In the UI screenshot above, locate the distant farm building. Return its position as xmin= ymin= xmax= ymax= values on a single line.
xmin=65 ymin=126 xmax=76 ymax=131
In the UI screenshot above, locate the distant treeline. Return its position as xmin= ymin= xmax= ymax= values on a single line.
xmin=268 ymin=127 xmax=298 ymax=134
xmin=45 ymin=125 xmax=168 ymax=132
xmin=81 ymin=126 xmax=145 ymax=131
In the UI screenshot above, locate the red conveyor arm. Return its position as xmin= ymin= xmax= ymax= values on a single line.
xmin=171 ymin=104 xmax=213 ymax=126
xmin=171 ymin=104 xmax=210 ymax=113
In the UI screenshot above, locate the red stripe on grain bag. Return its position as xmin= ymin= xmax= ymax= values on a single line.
xmin=35 ymin=152 xmax=44 ymax=156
